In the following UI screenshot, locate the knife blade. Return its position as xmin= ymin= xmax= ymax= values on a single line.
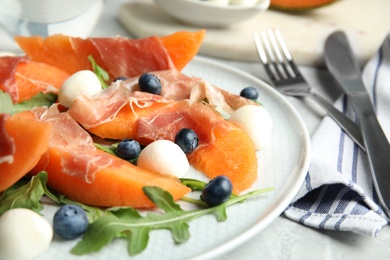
xmin=324 ymin=30 xmax=390 ymax=217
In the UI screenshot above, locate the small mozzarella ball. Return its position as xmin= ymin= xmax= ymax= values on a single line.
xmin=58 ymin=70 xmax=102 ymax=108
xmin=137 ymin=140 xmax=190 ymax=178
xmin=205 ymin=0 xmax=230 ymax=6
xmin=0 ymin=208 xmax=53 ymax=260
xmin=228 ymin=105 xmax=273 ymax=150
xmin=0 ymin=52 xmax=16 ymax=57
xmin=229 ymin=0 xmax=259 ymax=6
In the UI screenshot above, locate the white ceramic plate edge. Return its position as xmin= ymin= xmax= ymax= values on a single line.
xmin=183 ymin=56 xmax=311 ymax=260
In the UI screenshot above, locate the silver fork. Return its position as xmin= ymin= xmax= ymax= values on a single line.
xmin=254 ymin=29 xmax=365 ymax=152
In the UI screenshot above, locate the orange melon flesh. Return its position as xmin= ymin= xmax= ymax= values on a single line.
xmin=160 ymin=30 xmax=206 ymax=70
xmin=14 ymin=61 xmax=70 ymax=103
xmin=85 ymin=100 xmax=258 ymax=194
xmin=0 ymin=111 xmax=51 ymax=192
xmin=270 ymin=0 xmax=336 ymax=9
xmin=88 ymin=101 xmax=170 ymax=140
xmin=14 ymin=30 xmax=206 ymax=75
xmin=189 ymin=125 xmax=257 ymax=194
xmin=14 ymin=35 xmax=84 ymax=75
xmin=31 ymin=147 xmax=191 ymax=208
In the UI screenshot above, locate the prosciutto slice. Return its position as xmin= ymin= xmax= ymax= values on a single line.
xmin=0 ymin=56 xmax=29 ymax=102
xmin=189 ymin=79 xmax=258 ymax=116
xmin=33 ymin=106 xmax=112 ymax=183
xmin=68 ymin=69 xmax=257 ymax=131
xmin=136 ymin=100 xmax=229 ymax=147
xmin=0 ymin=114 xmax=15 ymax=164
xmin=68 ymin=80 xmax=172 ymax=129
xmin=70 ymin=36 xmax=176 ymax=80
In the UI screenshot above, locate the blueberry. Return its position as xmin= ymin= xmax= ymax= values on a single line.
xmin=201 ymin=176 xmax=233 ymax=206
xmin=116 ymin=139 xmax=141 ymax=160
xmin=174 ymin=128 xmax=199 ymax=154
xmin=138 ymin=73 xmax=161 ymax=94
xmin=113 ymin=76 xmax=128 ymax=82
xmin=53 ymin=204 xmax=89 ymax=240
xmin=240 ymin=86 xmax=259 ymax=101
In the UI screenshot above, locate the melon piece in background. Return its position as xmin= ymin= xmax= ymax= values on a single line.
xmin=0 ymin=56 xmax=69 ymax=104
xmin=14 ymin=30 xmax=206 ymax=79
xmin=270 ymin=0 xmax=337 ymax=10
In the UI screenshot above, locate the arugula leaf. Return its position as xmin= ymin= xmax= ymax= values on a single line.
xmin=0 ymin=91 xmax=57 ymax=115
xmin=14 ymin=92 xmax=57 ymax=113
xmin=0 ymin=90 xmax=15 ymax=114
xmin=0 ymin=171 xmax=111 ymax=223
xmin=0 ymin=171 xmax=59 ymax=215
xmin=88 ymin=55 xmax=109 ymax=89
xmin=71 ymin=186 xmax=274 ymax=256
xmin=58 ymin=196 xmax=114 ymax=223
xmin=94 ymin=142 xmax=117 ymax=156
xmin=1 ymin=171 xmax=274 ymax=257
xmin=95 ymin=142 xmax=138 ymax=165
xmin=180 ymin=178 xmax=206 ymax=191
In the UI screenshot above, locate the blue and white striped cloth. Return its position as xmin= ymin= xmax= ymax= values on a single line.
xmin=284 ymin=33 xmax=390 ymax=237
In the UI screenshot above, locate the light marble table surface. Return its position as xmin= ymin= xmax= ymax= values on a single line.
xmin=92 ymin=1 xmax=390 ymax=259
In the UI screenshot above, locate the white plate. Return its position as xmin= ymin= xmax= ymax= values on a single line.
xmin=37 ymin=57 xmax=310 ymax=260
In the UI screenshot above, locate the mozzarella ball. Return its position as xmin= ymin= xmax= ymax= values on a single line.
xmin=229 ymin=0 xmax=259 ymax=6
xmin=58 ymin=70 xmax=102 ymax=108
xmin=228 ymin=105 xmax=273 ymax=150
xmin=206 ymin=0 xmax=230 ymax=5
xmin=137 ymin=140 xmax=190 ymax=178
xmin=0 ymin=208 xmax=53 ymax=260
xmin=0 ymin=52 xmax=16 ymax=57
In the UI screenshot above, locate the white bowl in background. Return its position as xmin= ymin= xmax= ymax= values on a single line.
xmin=0 ymin=0 xmax=104 ymax=53
xmin=153 ymin=0 xmax=270 ymax=28
xmin=0 ymin=0 xmax=104 ymax=38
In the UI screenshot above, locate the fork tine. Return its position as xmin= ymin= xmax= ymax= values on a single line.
xmin=254 ymin=32 xmax=268 ymax=65
xmin=261 ymin=31 xmax=286 ymax=80
xmin=255 ymin=29 xmax=298 ymax=82
xmin=273 ymin=29 xmax=301 ymax=77
xmin=266 ymin=29 xmax=293 ymax=78
xmin=254 ymin=32 xmax=279 ymax=82
xmin=254 ymin=28 xmax=309 ymax=84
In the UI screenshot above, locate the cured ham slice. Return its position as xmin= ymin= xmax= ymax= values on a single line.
xmin=68 ymin=80 xmax=172 ymax=129
xmin=0 ymin=56 xmax=29 ymax=102
xmin=15 ymin=34 xmax=177 ymax=81
xmin=85 ymin=36 xmax=176 ymax=79
xmin=33 ymin=105 xmax=112 ymax=183
xmin=30 ymin=106 xmax=190 ymax=207
xmin=190 ymin=80 xmax=259 ymax=115
xmin=68 ymin=69 xmax=257 ymax=134
xmin=15 ymin=30 xmax=206 ymax=77
xmin=0 ymin=56 xmax=69 ymax=103
xmin=136 ymin=100 xmax=228 ymax=146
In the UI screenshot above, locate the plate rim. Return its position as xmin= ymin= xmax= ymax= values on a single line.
xmin=37 ymin=56 xmax=311 ymax=260
xmin=184 ymin=56 xmax=311 ymax=260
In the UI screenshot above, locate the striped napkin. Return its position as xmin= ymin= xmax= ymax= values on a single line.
xmin=284 ymin=33 xmax=390 ymax=237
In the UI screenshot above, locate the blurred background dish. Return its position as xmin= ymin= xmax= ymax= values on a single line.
xmin=0 ymin=0 xmax=104 ymax=52
xmin=153 ymin=0 xmax=270 ymax=28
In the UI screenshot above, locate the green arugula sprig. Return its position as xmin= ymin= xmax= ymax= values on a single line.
xmin=88 ymin=55 xmax=109 ymax=89
xmin=0 ymin=172 xmax=274 ymax=257
xmin=71 ymin=186 xmax=273 ymax=256
xmin=94 ymin=142 xmax=138 ymax=165
xmin=0 ymin=90 xmax=57 ymax=115
xmin=0 ymin=172 xmax=59 ymax=215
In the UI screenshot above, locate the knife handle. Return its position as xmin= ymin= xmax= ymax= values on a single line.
xmin=351 ymin=93 xmax=390 ymax=215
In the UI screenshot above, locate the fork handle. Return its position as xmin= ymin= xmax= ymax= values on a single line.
xmin=309 ymin=92 xmax=365 ymax=152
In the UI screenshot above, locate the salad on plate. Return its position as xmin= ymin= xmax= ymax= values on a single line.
xmin=0 ymin=29 xmax=275 ymax=259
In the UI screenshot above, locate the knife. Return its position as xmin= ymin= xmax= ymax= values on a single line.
xmin=324 ymin=30 xmax=390 ymax=217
